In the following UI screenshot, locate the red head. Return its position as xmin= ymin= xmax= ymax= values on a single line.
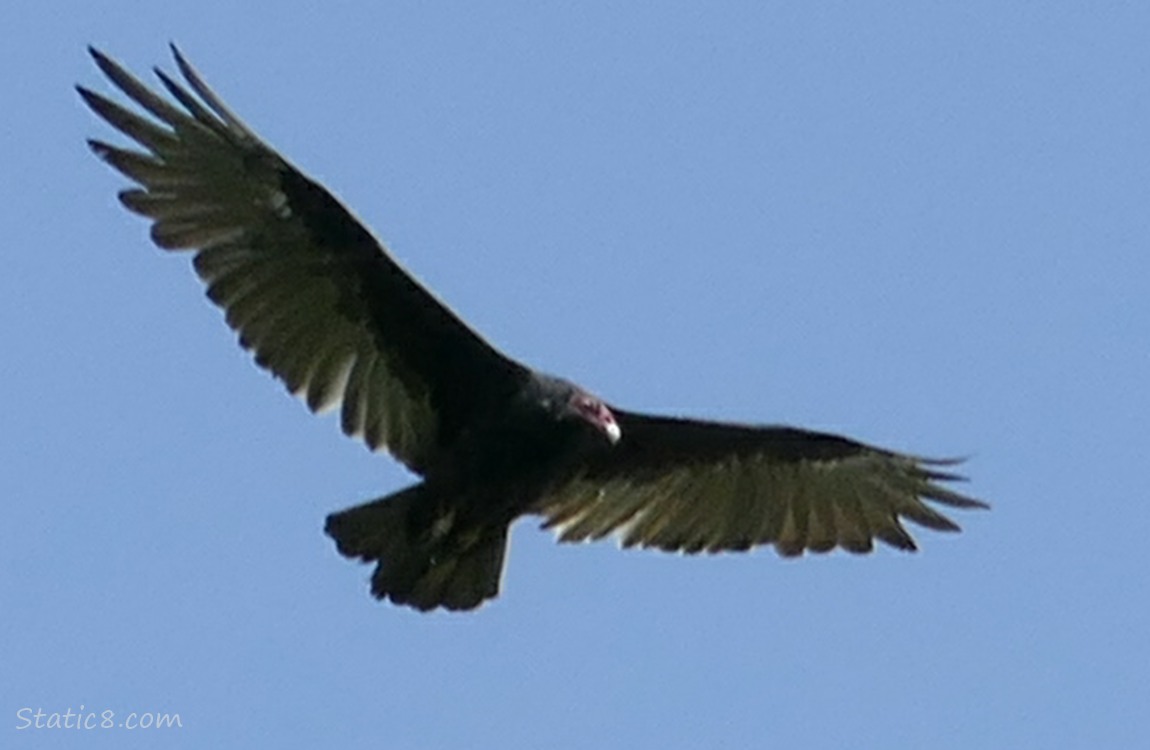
xmin=569 ymin=391 xmax=621 ymax=444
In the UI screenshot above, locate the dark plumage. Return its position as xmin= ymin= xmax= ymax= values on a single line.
xmin=80 ymin=46 xmax=987 ymax=612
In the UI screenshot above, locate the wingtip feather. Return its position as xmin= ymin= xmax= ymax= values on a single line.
xmin=85 ymin=137 xmax=106 ymax=155
xmin=87 ymin=45 xmax=111 ymax=69
xmin=169 ymin=42 xmax=187 ymax=69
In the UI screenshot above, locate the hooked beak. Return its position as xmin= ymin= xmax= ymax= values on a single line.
xmin=602 ymin=416 xmax=622 ymax=444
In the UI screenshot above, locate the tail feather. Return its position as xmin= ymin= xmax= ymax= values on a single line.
xmin=324 ymin=486 xmax=508 ymax=612
xmin=402 ymin=528 xmax=507 ymax=611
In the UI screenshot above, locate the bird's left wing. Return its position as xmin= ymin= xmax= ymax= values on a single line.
xmin=534 ymin=410 xmax=986 ymax=556
xmin=79 ymin=47 xmax=529 ymax=474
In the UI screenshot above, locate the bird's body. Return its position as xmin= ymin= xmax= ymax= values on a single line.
xmin=330 ymin=375 xmax=613 ymax=609
xmin=80 ymin=46 xmax=986 ymax=612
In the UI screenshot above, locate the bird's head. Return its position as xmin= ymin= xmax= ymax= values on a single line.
xmin=531 ymin=375 xmax=621 ymax=445
xmin=566 ymin=390 xmax=622 ymax=445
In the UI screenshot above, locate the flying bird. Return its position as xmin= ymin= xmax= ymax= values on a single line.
xmin=79 ymin=46 xmax=986 ymax=612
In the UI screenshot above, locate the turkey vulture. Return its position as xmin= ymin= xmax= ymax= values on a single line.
xmin=79 ymin=46 xmax=986 ymax=612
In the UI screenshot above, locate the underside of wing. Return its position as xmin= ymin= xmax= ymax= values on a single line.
xmin=79 ymin=46 xmax=527 ymax=473
xmin=535 ymin=411 xmax=986 ymax=556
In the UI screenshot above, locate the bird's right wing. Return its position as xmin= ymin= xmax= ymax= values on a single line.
xmin=79 ymin=47 xmax=529 ymax=474
xmin=535 ymin=411 xmax=986 ymax=556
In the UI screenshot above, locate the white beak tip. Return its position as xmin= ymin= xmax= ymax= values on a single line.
xmin=605 ymin=421 xmax=622 ymax=444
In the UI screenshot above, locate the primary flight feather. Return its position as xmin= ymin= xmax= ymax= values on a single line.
xmin=80 ymin=46 xmax=986 ymax=612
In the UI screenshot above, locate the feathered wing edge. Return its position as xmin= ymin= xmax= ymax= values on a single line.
xmin=79 ymin=46 xmax=528 ymax=473
xmin=534 ymin=414 xmax=987 ymax=557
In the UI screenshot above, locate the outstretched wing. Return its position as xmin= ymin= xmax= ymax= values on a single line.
xmin=79 ymin=46 xmax=528 ymax=474
xmin=535 ymin=410 xmax=986 ymax=556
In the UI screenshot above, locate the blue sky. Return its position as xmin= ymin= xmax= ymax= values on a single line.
xmin=3 ymin=2 xmax=1148 ymax=748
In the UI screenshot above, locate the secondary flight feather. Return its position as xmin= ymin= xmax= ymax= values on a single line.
xmin=80 ymin=46 xmax=986 ymax=612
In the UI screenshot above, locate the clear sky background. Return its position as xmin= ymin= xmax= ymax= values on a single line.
xmin=3 ymin=2 xmax=1148 ymax=748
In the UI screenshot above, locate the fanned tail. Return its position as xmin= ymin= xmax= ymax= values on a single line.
xmin=325 ymin=486 xmax=508 ymax=612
